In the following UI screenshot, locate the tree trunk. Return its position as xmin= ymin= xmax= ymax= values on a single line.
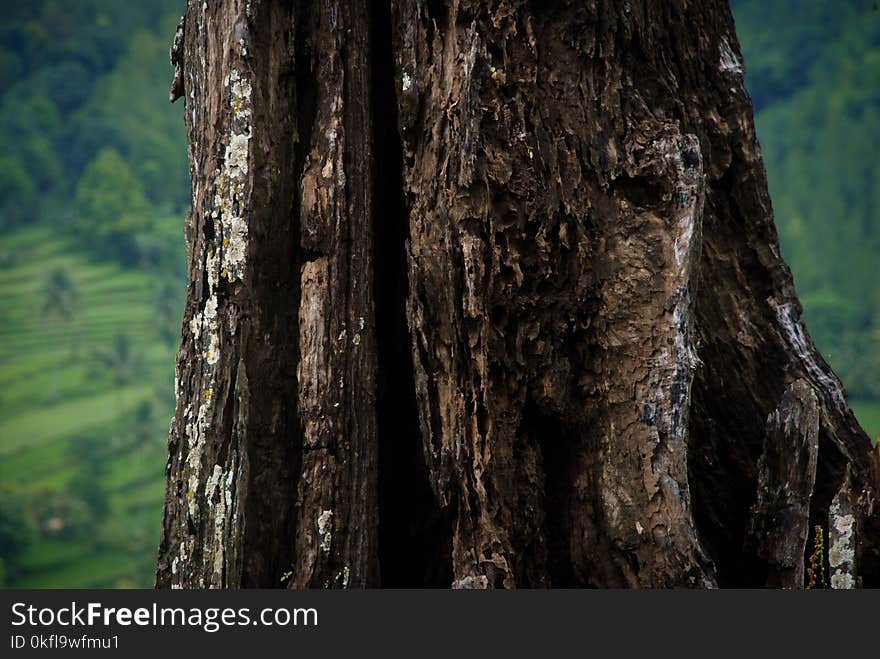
xmin=156 ymin=0 xmax=880 ymax=589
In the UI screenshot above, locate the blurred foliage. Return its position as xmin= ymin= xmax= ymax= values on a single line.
xmin=0 ymin=0 xmax=186 ymax=588
xmin=74 ymin=148 xmax=152 ymax=261
xmin=0 ymin=0 xmax=187 ymax=239
xmin=733 ymin=0 xmax=880 ymax=403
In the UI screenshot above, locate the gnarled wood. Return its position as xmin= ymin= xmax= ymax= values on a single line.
xmin=290 ymin=0 xmax=379 ymax=590
xmin=158 ymin=0 xmax=880 ymax=589
xmin=157 ymin=0 xmax=301 ymax=588
xmin=748 ymin=379 xmax=819 ymax=588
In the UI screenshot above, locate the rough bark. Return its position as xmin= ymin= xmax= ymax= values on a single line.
xmin=290 ymin=0 xmax=379 ymax=589
xmin=748 ymin=379 xmax=819 ymax=588
xmin=156 ymin=0 xmax=301 ymax=588
xmin=157 ymin=0 xmax=378 ymax=588
xmin=158 ymin=0 xmax=880 ymax=589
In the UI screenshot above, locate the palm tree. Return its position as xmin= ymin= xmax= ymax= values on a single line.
xmin=97 ymin=333 xmax=136 ymax=388
xmin=40 ymin=267 xmax=79 ymax=401
xmin=93 ymin=333 xmax=143 ymax=445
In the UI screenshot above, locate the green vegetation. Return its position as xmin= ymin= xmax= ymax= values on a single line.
xmin=0 ymin=1 xmax=185 ymax=587
xmin=0 ymin=0 xmax=188 ymax=246
xmin=0 ymin=225 xmax=180 ymax=587
xmin=0 ymin=1 xmax=876 ymax=587
xmin=851 ymin=402 xmax=880 ymax=445
xmin=732 ymin=1 xmax=880 ymax=438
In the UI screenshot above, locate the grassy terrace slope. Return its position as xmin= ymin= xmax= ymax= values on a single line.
xmin=0 ymin=225 xmax=177 ymax=587
xmin=852 ymin=402 xmax=880 ymax=446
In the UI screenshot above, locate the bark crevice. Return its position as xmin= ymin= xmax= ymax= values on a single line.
xmin=371 ymin=0 xmax=454 ymax=588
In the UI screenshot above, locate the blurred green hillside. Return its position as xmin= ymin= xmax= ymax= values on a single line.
xmin=733 ymin=0 xmax=880 ymax=436
xmin=0 ymin=0 xmax=187 ymax=587
xmin=0 ymin=1 xmax=877 ymax=588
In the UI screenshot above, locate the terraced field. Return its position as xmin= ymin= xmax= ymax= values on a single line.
xmin=0 ymin=225 xmax=180 ymax=587
xmin=852 ymin=402 xmax=880 ymax=446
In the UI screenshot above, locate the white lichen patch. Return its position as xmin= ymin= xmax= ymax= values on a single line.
xmin=199 ymin=251 xmax=222 ymax=365
xmin=205 ymin=461 xmax=235 ymax=588
xmin=834 ymin=513 xmax=854 ymax=536
xmin=189 ymin=311 xmax=203 ymax=341
xmin=184 ymin=402 xmax=204 ymax=523
xmin=171 ymin=543 xmax=188 ymax=588
xmin=184 ymin=251 xmax=222 ymax=521
xmin=829 ymin=500 xmax=856 ymax=589
xmin=210 ymin=69 xmax=253 ymax=284
xmin=830 ymin=571 xmax=854 ymax=589
xmin=224 ymin=215 xmax=248 ymax=267
xmin=770 ymin=299 xmax=847 ymax=409
xmin=317 ymin=509 xmax=334 ymax=552
xmin=719 ymin=37 xmax=743 ymax=76
xmin=452 ymin=575 xmax=489 ymax=589
xmin=206 ymin=249 xmax=219 ymax=290
xmin=204 ymin=318 xmax=220 ymax=364
xmin=205 ymin=464 xmax=223 ymax=500
xmin=203 ymin=295 xmax=217 ymax=324
xmin=224 ymin=133 xmax=250 ymax=178
xmin=829 ymin=544 xmax=854 ymax=568
xmin=227 ymin=69 xmax=252 ymax=120
xmin=401 ymin=71 xmax=412 ymax=92
xmin=351 ymin=317 xmax=364 ymax=346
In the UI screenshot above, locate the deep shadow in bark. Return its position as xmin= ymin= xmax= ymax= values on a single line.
xmin=371 ymin=0 xmax=453 ymax=587
xmin=528 ymin=401 xmax=578 ymax=588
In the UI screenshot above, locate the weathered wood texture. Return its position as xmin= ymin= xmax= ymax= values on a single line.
xmin=389 ymin=0 xmax=880 ymax=587
xmin=157 ymin=0 xmax=379 ymax=588
xmin=290 ymin=0 xmax=379 ymax=589
xmin=748 ymin=380 xmax=819 ymax=588
xmin=156 ymin=0 xmax=301 ymax=588
xmin=158 ymin=0 xmax=880 ymax=589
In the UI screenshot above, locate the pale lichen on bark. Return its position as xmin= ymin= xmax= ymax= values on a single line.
xmin=749 ymin=379 xmax=819 ymax=588
xmin=829 ymin=469 xmax=857 ymax=589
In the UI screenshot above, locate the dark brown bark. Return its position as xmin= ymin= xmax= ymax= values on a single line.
xmin=157 ymin=0 xmax=880 ymax=589
xmin=291 ymin=0 xmax=379 ymax=589
xmin=156 ymin=0 xmax=301 ymax=588
xmin=748 ymin=379 xmax=819 ymax=588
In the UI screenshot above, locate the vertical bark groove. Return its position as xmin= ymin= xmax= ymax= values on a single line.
xmin=371 ymin=0 xmax=454 ymax=588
